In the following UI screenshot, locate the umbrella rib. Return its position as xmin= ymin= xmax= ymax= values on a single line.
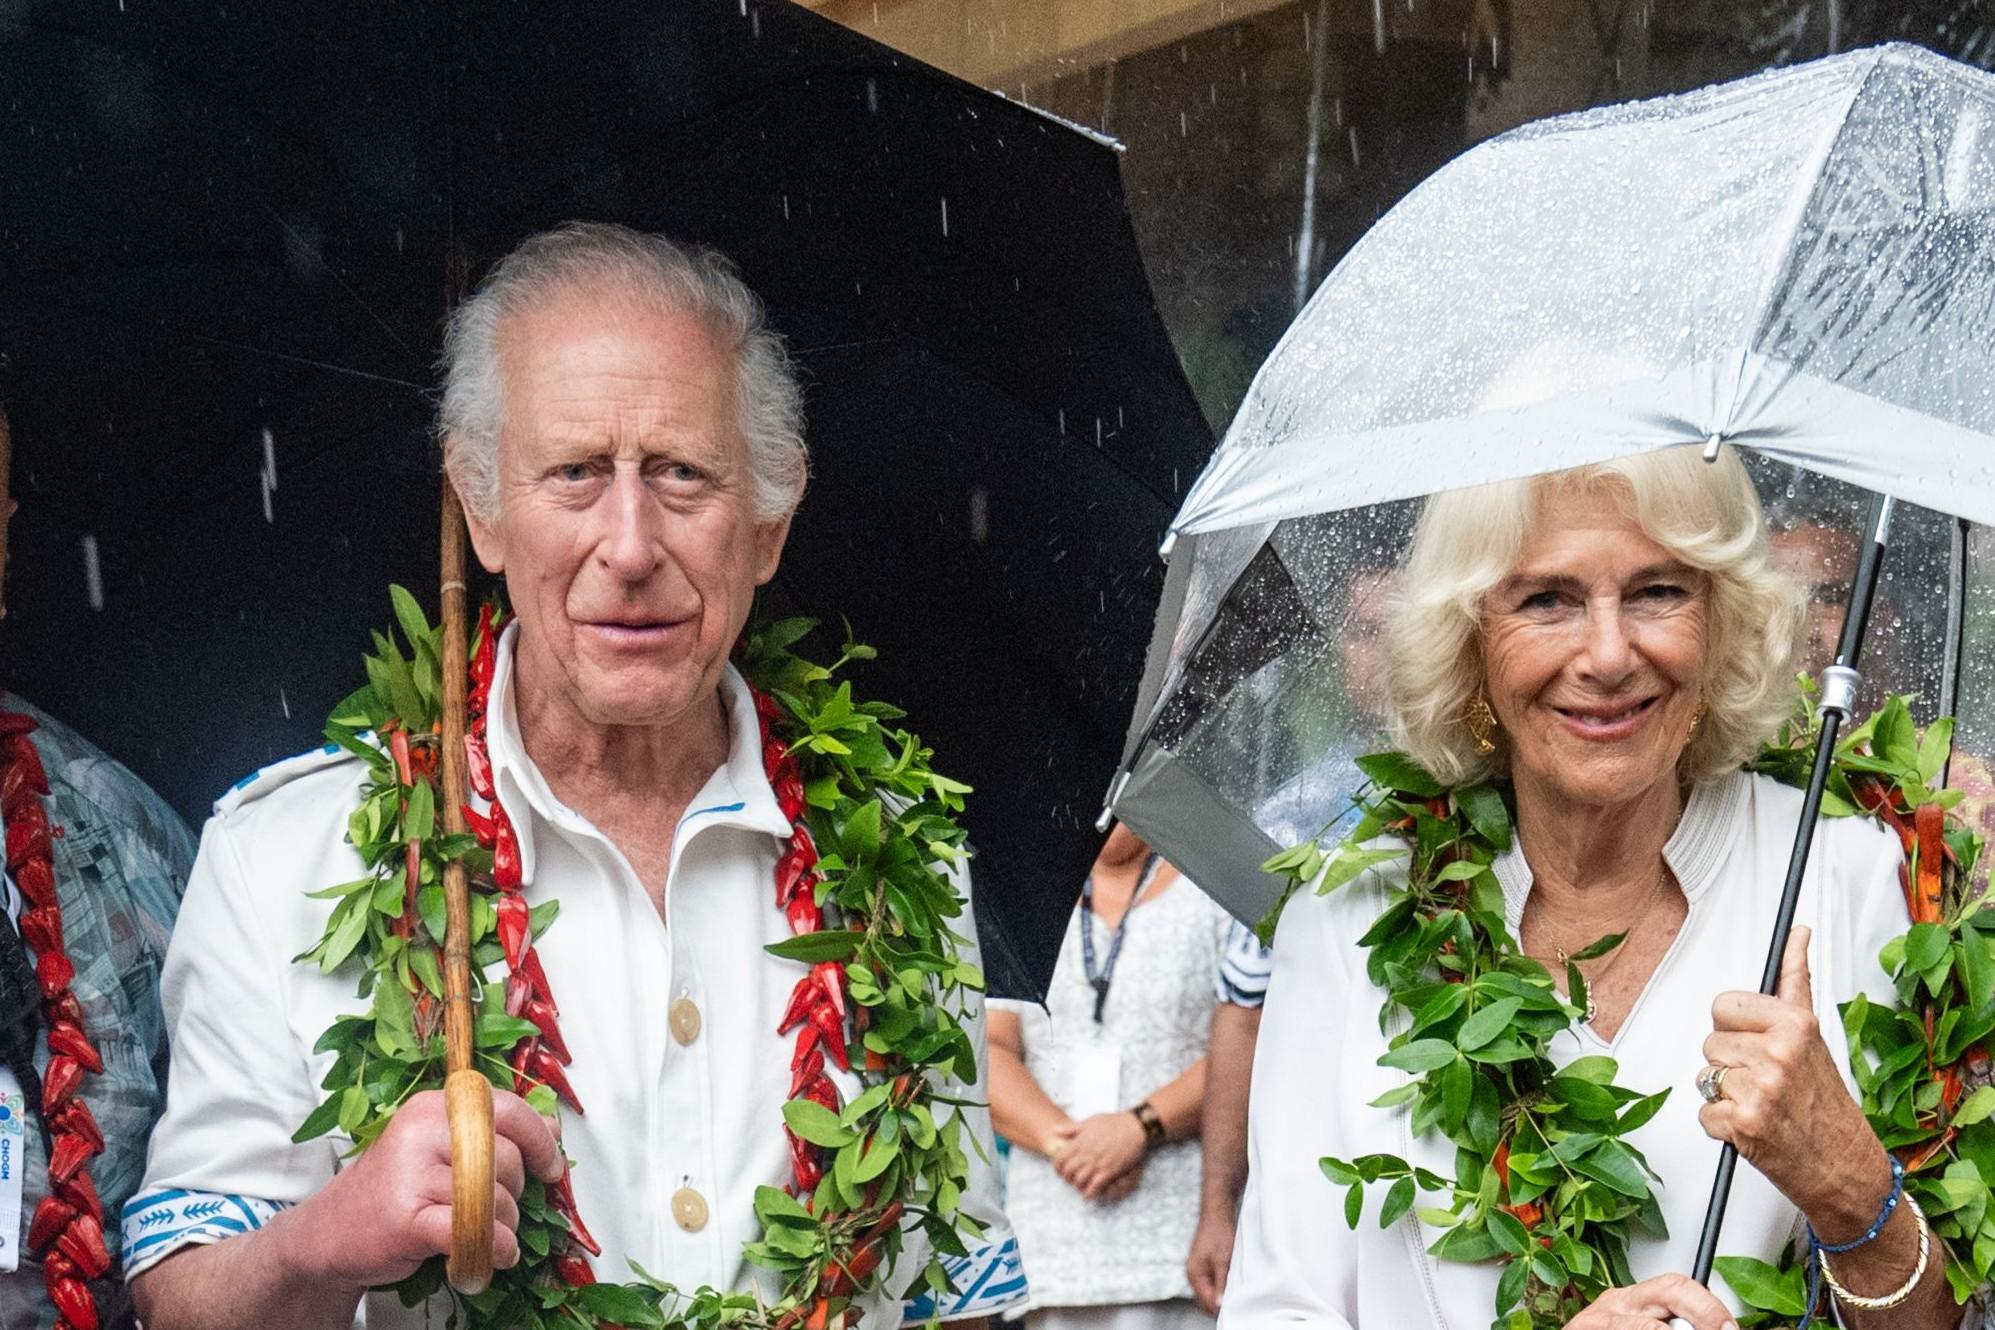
xmin=1722 ymin=49 xmax=1888 ymax=434
xmin=190 ymin=338 xmax=429 ymax=392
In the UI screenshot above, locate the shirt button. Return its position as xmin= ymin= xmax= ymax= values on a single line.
xmin=669 ymin=997 xmax=702 ymax=1045
xmin=672 ymin=1186 xmax=709 ymax=1232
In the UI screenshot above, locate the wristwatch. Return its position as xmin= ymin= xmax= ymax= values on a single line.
xmin=1131 ymin=1099 xmax=1166 ymax=1147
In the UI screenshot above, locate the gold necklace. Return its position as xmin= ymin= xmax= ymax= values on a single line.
xmin=1533 ymin=862 xmax=1673 ymax=1022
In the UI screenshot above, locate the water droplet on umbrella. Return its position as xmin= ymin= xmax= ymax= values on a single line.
xmin=280 ymin=688 xmax=291 ymax=720
xmin=261 ymin=426 xmax=278 ymax=493
xmin=940 ymin=197 xmax=950 ymax=237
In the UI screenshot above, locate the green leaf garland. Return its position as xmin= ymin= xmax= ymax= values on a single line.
xmin=296 ymin=595 xmax=987 ymax=1329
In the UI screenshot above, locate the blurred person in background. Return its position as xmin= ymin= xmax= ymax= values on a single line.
xmin=989 ymin=823 xmax=1227 ymax=1330
xmin=0 ymin=350 xmax=196 ymax=1330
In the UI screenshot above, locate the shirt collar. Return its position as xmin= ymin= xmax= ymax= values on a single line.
xmin=1493 ymin=768 xmax=1750 ymax=931
xmin=482 ymin=621 xmax=791 ymax=883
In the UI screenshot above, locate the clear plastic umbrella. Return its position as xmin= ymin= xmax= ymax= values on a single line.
xmin=1108 ymin=42 xmax=1995 ymax=932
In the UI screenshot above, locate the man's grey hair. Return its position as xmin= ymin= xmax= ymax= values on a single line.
xmin=439 ymin=221 xmax=808 ymax=523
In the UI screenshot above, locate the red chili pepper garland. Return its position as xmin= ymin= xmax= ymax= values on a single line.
xmin=0 ymin=711 xmax=110 ymax=1330
xmin=447 ymin=609 xmax=858 ymax=1299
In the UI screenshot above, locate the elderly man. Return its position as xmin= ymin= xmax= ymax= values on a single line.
xmin=124 ymin=223 xmax=1022 ymax=1329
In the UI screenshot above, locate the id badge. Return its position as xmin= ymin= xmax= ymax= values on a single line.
xmin=1067 ymin=1043 xmax=1123 ymax=1119
xmin=0 ymin=1066 xmax=25 ymax=1272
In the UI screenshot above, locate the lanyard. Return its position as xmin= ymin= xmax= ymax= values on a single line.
xmin=1079 ymin=853 xmax=1162 ymax=1024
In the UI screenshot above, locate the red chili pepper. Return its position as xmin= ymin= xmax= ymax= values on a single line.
xmin=464 ymin=734 xmax=495 ymax=802
xmin=37 ymin=949 xmax=75 ymax=1002
xmin=55 ymin=1211 xmax=111 ymax=1279
xmin=786 ymin=894 xmax=822 ymax=936
xmin=496 ymin=894 xmax=530 ymax=970
xmin=810 ymin=1003 xmax=849 ymax=1073
xmin=49 ymin=1275 xmax=97 ymax=1330
xmin=775 ymin=849 xmax=815 ymax=909
xmin=42 ymin=1055 xmax=81 ymax=1109
xmin=19 ymin=904 xmax=62 ymax=957
xmin=524 ymin=997 xmax=571 ymax=1064
xmin=763 ymin=738 xmax=791 ymax=774
xmin=752 ymin=689 xmax=781 ymax=725
xmin=790 ymin=1047 xmax=825 ymax=1098
xmin=46 ymin=990 xmax=82 ymax=1028
xmin=1912 ymin=801 xmax=1946 ymax=925
xmin=462 ymin=803 xmax=497 ymax=849
xmin=1 ymin=747 xmax=48 ymax=810
xmin=492 ymin=811 xmax=523 ymax=893
xmin=0 ymin=712 xmax=35 ymax=736
xmin=46 ymin=1021 xmax=102 ymax=1075
xmin=552 ymin=1252 xmax=596 ymax=1287
xmin=789 ymin=1130 xmax=823 ymax=1193
xmin=404 ymin=839 xmax=422 ymax=909
xmin=516 ymin=948 xmax=556 ymax=1012
xmin=776 ymin=778 xmax=806 ymax=824
xmin=27 ymin=1195 xmax=74 ymax=1252
xmin=388 ymin=726 xmax=414 ymax=788
xmin=2 ymin=733 xmax=47 ymax=793
xmin=48 ymin=1131 xmax=98 ymax=1184
xmin=57 ymin=1169 xmax=101 ymax=1223
xmin=801 ymin=1073 xmax=840 ymax=1116
xmin=14 ymin=858 xmax=54 ymax=909
xmin=7 ymin=799 xmax=52 ymax=869
xmin=813 ymin=962 xmax=847 ymax=1020
xmin=547 ymin=1171 xmax=602 ymax=1257
xmin=51 ymin=1100 xmax=103 ymax=1156
xmin=779 ymin=974 xmax=818 ymax=1036
xmin=864 ymin=1200 xmax=905 ymax=1241
xmin=528 ymin=1045 xmax=584 ymax=1115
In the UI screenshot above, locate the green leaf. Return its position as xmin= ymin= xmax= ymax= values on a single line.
xmin=292 ymin=1093 xmax=345 ymax=1144
xmin=1565 ymin=932 xmax=1626 ymax=964
xmin=404 ymin=777 xmax=435 ymax=843
xmin=1379 ymin=1176 xmax=1416 ymax=1228
xmin=1573 ymin=1139 xmax=1650 ymax=1197
xmin=1918 ymin=717 xmax=1956 ymax=784
xmin=1456 ymin=783 xmax=1511 ymax=850
xmin=1907 ymin=922 xmax=1951 ymax=973
xmin=1343 ymin=1182 xmax=1364 ymax=1228
xmin=1379 ymin=1039 xmax=1461 ymax=1073
xmin=319 ymin=897 xmax=372 ymax=973
xmin=389 ymin=584 xmax=434 ymax=657
xmin=1456 ymin=997 xmax=1523 ymax=1052
xmin=1955 ymin=1086 xmax=1995 ymax=1128
xmin=1355 ymin=751 xmax=1444 ymax=797
xmin=783 ymin=1099 xmax=857 ymax=1148
xmin=1713 ymin=1255 xmax=1807 ymax=1315
xmin=764 ymin=930 xmax=865 ymax=963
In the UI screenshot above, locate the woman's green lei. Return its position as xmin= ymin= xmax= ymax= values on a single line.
xmin=1262 ymin=690 xmax=1994 ymax=1329
xmin=293 ymin=591 xmax=988 ymax=1329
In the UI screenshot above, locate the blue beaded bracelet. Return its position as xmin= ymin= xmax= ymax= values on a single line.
xmin=1796 ymin=1154 xmax=1904 ymax=1330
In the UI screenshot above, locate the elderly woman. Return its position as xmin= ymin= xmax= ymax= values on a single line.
xmin=1222 ymin=449 xmax=1952 ymax=1329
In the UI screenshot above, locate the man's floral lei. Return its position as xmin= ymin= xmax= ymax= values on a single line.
xmin=293 ymin=590 xmax=989 ymax=1330
xmin=1263 ymin=687 xmax=1995 ymax=1328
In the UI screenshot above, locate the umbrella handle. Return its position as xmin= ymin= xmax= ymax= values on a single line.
xmin=445 ymin=1067 xmax=495 ymax=1294
xmin=437 ymin=478 xmax=495 ymax=1293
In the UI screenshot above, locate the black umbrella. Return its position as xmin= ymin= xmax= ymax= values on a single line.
xmin=0 ymin=0 xmax=1212 ymax=998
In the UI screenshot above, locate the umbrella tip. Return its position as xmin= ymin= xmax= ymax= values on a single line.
xmin=1158 ymin=530 xmax=1179 ymax=562
xmin=1702 ymin=433 xmax=1724 ymax=463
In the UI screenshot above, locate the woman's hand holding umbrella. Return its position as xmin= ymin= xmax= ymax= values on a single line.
xmin=1699 ymin=927 xmax=1952 ymax=1327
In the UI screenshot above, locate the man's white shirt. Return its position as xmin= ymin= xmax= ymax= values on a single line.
xmin=124 ymin=625 xmax=1023 ymax=1326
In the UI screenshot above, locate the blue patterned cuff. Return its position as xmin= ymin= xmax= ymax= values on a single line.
xmin=902 ymin=1234 xmax=1028 ymax=1323
xmin=121 ymin=1188 xmax=290 ymax=1279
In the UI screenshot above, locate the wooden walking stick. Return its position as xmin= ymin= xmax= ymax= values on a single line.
xmin=440 ymin=476 xmax=496 ymax=1294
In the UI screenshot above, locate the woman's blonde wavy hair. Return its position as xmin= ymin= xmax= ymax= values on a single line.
xmin=1385 ymin=447 xmax=1805 ymax=787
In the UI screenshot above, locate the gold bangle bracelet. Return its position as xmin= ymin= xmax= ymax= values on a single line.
xmin=1819 ymin=1193 xmax=1930 ymax=1311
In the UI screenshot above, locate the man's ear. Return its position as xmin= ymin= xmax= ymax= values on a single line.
xmin=451 ymin=452 xmax=506 ymax=575
xmin=753 ymin=509 xmax=794 ymax=586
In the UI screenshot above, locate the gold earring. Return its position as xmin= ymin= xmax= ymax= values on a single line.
xmin=1466 ymin=697 xmax=1498 ymax=754
xmin=1687 ymin=700 xmax=1708 ymax=738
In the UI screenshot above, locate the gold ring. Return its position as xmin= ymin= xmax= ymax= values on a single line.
xmin=1696 ymin=1063 xmax=1732 ymax=1103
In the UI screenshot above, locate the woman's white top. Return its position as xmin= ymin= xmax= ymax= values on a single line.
xmin=995 ymin=877 xmax=1231 ymax=1309
xmin=1221 ymin=770 xmax=1906 ymax=1329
